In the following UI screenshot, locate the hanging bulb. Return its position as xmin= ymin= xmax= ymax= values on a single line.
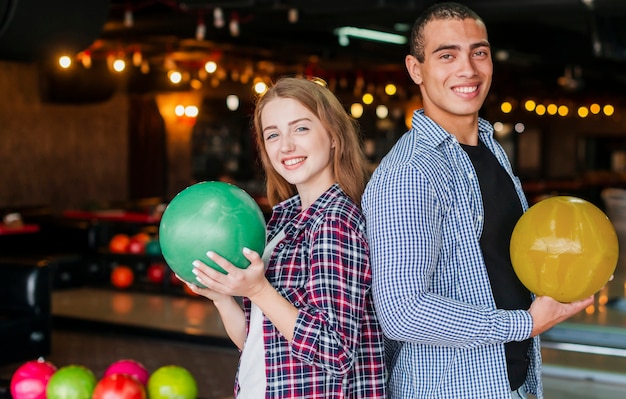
xmin=196 ymin=11 xmax=206 ymax=40
xmin=229 ymin=12 xmax=240 ymax=37
xmin=140 ymin=60 xmax=150 ymax=74
xmin=164 ymin=55 xmax=176 ymax=71
xmin=196 ymin=21 xmax=206 ymax=40
xmin=80 ymin=51 xmax=92 ymax=69
xmin=124 ymin=7 xmax=133 ymax=27
xmin=132 ymin=49 xmax=142 ymax=67
xmin=213 ymin=7 xmax=224 ymax=28
xmin=288 ymin=8 xmax=298 ymax=24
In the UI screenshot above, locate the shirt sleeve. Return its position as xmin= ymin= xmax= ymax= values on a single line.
xmin=363 ymin=164 xmax=533 ymax=347
xmin=289 ymin=215 xmax=371 ymax=376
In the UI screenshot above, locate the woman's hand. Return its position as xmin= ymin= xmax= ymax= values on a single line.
xmin=191 ymin=247 xmax=268 ymax=299
xmin=180 ymin=276 xmax=230 ymax=303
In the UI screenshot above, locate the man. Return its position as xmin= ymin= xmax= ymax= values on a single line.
xmin=362 ymin=3 xmax=593 ymax=398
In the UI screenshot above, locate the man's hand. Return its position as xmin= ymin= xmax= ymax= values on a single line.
xmin=528 ymin=295 xmax=594 ymax=337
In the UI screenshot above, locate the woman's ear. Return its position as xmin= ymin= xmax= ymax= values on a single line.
xmin=405 ymin=54 xmax=423 ymax=85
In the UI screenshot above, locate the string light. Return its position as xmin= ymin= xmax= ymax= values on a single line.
xmin=79 ymin=51 xmax=92 ymax=69
xmin=500 ymin=101 xmax=512 ymax=113
xmin=204 ymin=61 xmax=217 ymax=73
xmin=58 ymin=55 xmax=72 ymax=69
xmin=254 ymin=82 xmax=267 ymax=94
xmin=376 ymin=105 xmax=389 ymax=119
xmin=140 ymin=60 xmax=150 ymax=74
xmin=351 ymin=103 xmax=364 ymax=118
xmin=113 ymin=57 xmax=126 ymax=72
xmin=226 ymin=95 xmax=240 ymax=111
xmin=384 ymin=83 xmax=397 ymax=96
xmin=168 ymin=70 xmax=182 ymax=84
xmin=132 ymin=50 xmax=142 ymax=67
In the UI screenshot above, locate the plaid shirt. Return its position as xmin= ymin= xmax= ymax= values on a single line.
xmin=362 ymin=109 xmax=542 ymax=399
xmin=236 ymin=184 xmax=387 ymax=399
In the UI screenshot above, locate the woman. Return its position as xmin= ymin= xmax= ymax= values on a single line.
xmin=185 ymin=77 xmax=387 ymax=399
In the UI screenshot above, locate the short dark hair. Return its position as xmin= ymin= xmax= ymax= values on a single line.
xmin=410 ymin=2 xmax=485 ymax=62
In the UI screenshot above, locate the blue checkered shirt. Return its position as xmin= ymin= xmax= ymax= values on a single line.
xmin=362 ymin=109 xmax=543 ymax=399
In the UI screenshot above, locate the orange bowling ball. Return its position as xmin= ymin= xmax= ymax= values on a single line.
xmin=510 ymin=196 xmax=619 ymax=303
xmin=111 ymin=265 xmax=134 ymax=289
xmin=109 ymin=234 xmax=131 ymax=253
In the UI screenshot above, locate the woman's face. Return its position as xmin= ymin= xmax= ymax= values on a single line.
xmin=261 ymin=97 xmax=335 ymax=202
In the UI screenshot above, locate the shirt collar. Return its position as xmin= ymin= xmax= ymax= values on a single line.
xmin=410 ymin=109 xmax=495 ymax=147
xmin=272 ymin=183 xmax=343 ymax=232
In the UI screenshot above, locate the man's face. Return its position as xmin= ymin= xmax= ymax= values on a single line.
xmin=407 ymin=18 xmax=492 ymax=123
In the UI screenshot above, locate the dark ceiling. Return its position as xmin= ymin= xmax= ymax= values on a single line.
xmin=3 ymin=0 xmax=626 ymax=98
xmin=104 ymin=0 xmax=626 ymax=96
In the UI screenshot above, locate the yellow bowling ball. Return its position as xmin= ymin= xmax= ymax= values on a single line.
xmin=510 ymin=196 xmax=618 ymax=303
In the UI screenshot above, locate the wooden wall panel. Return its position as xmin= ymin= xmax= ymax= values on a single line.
xmin=0 ymin=60 xmax=128 ymax=211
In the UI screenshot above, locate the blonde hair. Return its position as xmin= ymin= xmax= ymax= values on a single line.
xmin=253 ymin=77 xmax=369 ymax=206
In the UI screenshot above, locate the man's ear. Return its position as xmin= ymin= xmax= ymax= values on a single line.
xmin=405 ymin=54 xmax=423 ymax=85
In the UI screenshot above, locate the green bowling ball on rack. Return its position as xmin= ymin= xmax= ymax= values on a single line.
xmin=147 ymin=365 xmax=197 ymax=399
xmin=46 ymin=365 xmax=97 ymax=399
xmin=145 ymin=239 xmax=161 ymax=256
xmin=159 ymin=181 xmax=266 ymax=283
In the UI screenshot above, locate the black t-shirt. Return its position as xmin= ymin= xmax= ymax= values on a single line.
xmin=461 ymin=140 xmax=532 ymax=391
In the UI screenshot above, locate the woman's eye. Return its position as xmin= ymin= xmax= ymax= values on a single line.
xmin=265 ymin=132 xmax=278 ymax=140
xmin=295 ymin=126 xmax=309 ymax=133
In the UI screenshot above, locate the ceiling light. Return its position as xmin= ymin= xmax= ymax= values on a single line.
xmin=226 ymin=95 xmax=239 ymax=111
xmin=334 ymin=27 xmax=407 ymax=46
xmin=58 ymin=55 xmax=72 ymax=69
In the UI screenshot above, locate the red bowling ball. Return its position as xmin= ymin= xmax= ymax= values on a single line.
xmin=146 ymin=263 xmax=167 ymax=285
xmin=10 ymin=359 xmax=57 ymax=399
xmin=103 ymin=359 xmax=149 ymax=386
xmin=92 ymin=373 xmax=146 ymax=399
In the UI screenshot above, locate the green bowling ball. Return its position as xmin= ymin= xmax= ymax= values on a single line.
xmin=147 ymin=365 xmax=197 ymax=399
xmin=159 ymin=181 xmax=266 ymax=281
xmin=145 ymin=239 xmax=162 ymax=256
xmin=46 ymin=365 xmax=96 ymax=399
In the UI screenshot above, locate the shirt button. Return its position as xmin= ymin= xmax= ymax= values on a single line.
xmin=468 ymin=173 xmax=474 ymax=180
xmin=477 ymin=215 xmax=483 ymax=222
xmin=278 ymin=243 xmax=285 ymax=249
xmin=294 ymin=301 xmax=300 ymax=306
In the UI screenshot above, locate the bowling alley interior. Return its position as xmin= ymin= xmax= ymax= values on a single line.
xmin=3 ymin=1 xmax=626 ymax=398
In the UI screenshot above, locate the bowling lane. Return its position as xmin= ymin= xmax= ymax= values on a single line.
xmin=51 ymin=287 xmax=231 ymax=343
xmin=3 ymin=286 xmax=626 ymax=399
